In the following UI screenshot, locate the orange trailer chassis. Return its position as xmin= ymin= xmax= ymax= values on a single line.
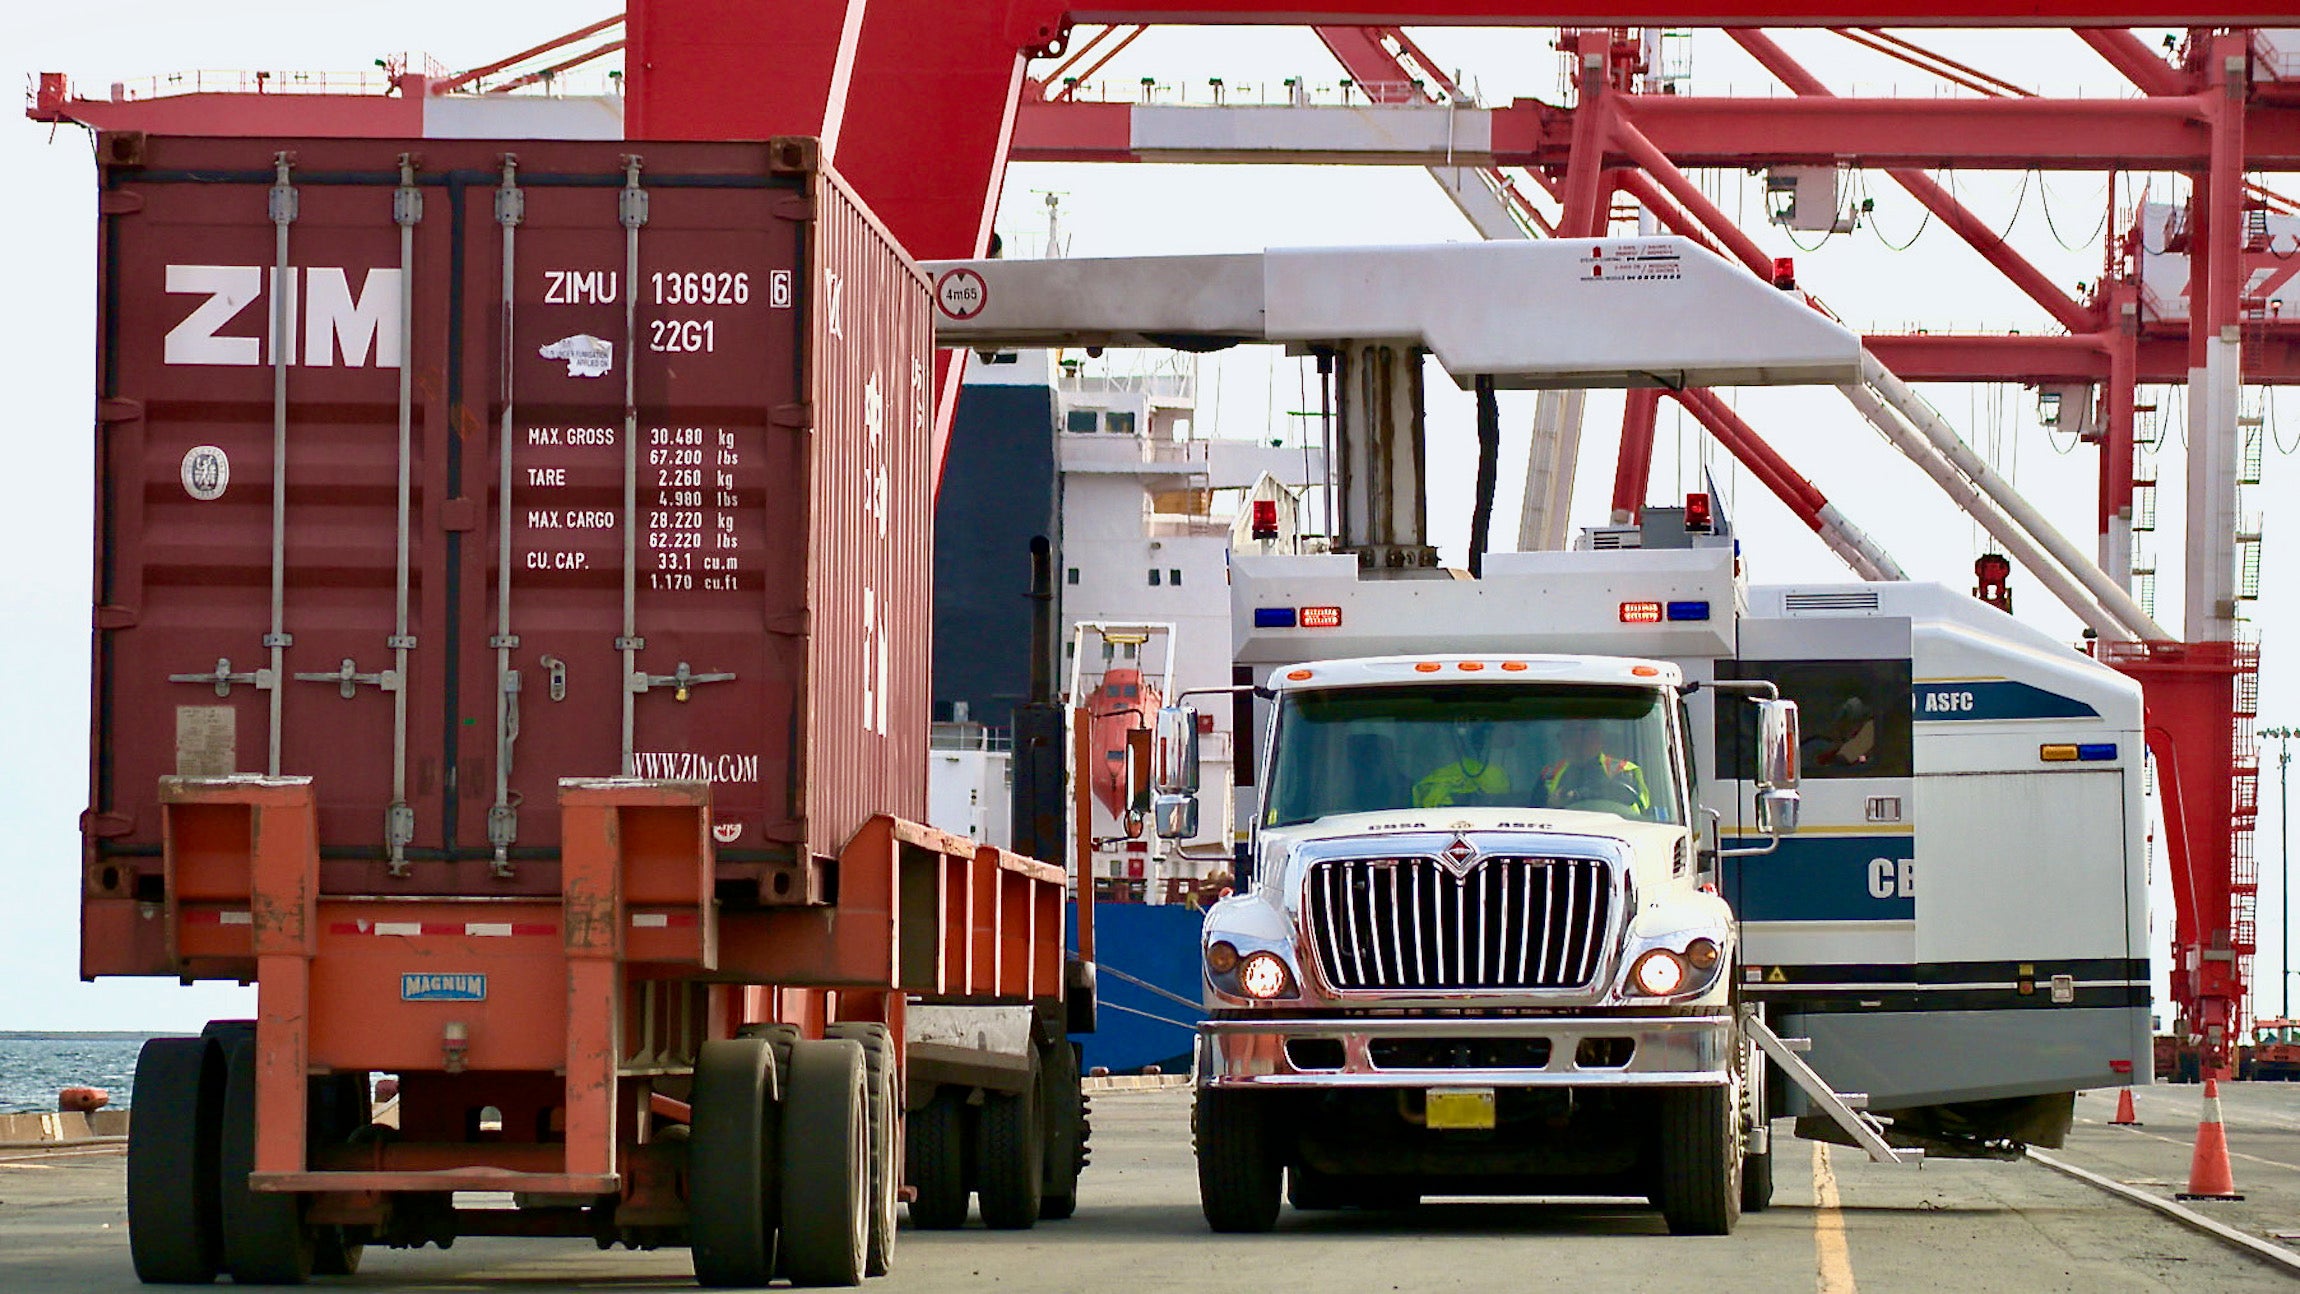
xmin=133 ymin=773 xmax=1072 ymax=1284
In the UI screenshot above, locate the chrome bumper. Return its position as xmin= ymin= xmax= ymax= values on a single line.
xmin=1198 ymin=1014 xmax=1731 ymax=1089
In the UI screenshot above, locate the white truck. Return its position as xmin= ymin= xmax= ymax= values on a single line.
xmin=920 ymin=236 xmax=2151 ymax=1237
xmin=1153 ymin=507 xmax=2148 ymax=1235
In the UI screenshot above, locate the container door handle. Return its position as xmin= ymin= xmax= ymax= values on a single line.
xmin=631 ymin=662 xmax=736 ymax=703
xmin=170 ymin=657 xmax=275 ymax=698
xmin=292 ymin=657 xmax=399 ymax=699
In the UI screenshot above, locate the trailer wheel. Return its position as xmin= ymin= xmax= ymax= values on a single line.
xmin=976 ymin=1052 xmax=1043 ymax=1230
xmin=1286 ymin=1163 xmax=1345 ymax=1211
xmin=1196 ymin=1089 xmax=1281 ymax=1233
xmin=127 ymin=1036 xmax=223 ymax=1284
xmin=1655 ymin=1083 xmax=1742 ymax=1237
xmin=1037 ymin=1039 xmax=1084 ymax=1221
xmin=1740 ymin=1143 xmax=1775 ymax=1214
xmin=217 ymin=1034 xmax=315 ymax=1284
xmin=779 ymin=1039 xmax=869 ymax=1287
xmin=905 ymin=1089 xmax=971 ymax=1230
xmin=690 ymin=1038 xmax=778 ymax=1288
xmin=1740 ymin=1036 xmax=1773 ymax=1214
xmin=736 ymin=1022 xmax=802 ymax=1094
xmin=825 ymin=1023 xmax=898 ymax=1276
xmin=306 ymin=1072 xmax=371 ymax=1275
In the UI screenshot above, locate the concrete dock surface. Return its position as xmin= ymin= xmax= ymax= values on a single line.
xmin=4 ymin=1083 xmax=2297 ymax=1291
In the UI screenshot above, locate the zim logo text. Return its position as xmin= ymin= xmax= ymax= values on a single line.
xmin=165 ymin=265 xmax=402 ymax=368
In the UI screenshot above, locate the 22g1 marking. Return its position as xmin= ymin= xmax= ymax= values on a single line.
xmin=650 ymin=319 xmax=715 ymax=353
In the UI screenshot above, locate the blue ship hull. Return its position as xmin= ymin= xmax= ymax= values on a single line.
xmin=1066 ymin=901 xmax=1206 ymax=1076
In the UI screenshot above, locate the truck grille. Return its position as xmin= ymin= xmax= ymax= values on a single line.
xmin=1304 ymin=856 xmax=1611 ymax=992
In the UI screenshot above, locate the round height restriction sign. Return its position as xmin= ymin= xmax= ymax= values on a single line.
xmin=935 ymin=268 xmax=988 ymax=321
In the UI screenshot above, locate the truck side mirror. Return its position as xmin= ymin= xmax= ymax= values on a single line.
xmin=1122 ymin=727 xmax=1153 ymax=839
xmin=1755 ymin=698 xmax=1801 ymax=791
xmin=1152 ymin=705 xmax=1202 ymax=841
xmin=1154 ymin=705 xmax=1201 ymax=795
xmin=1755 ymin=788 xmax=1800 ymax=836
xmin=1152 ymin=792 xmax=1199 ymax=841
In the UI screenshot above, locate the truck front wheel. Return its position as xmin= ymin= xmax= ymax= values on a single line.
xmin=1196 ymin=1090 xmax=1281 ymax=1233
xmin=1655 ymin=1084 xmax=1742 ymax=1236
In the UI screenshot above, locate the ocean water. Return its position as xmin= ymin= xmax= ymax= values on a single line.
xmin=0 ymin=1034 xmax=153 ymax=1114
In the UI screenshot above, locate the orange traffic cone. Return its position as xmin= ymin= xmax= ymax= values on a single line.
xmin=2111 ymin=1088 xmax=2141 ymax=1126
xmin=2174 ymin=1078 xmax=2243 ymax=1200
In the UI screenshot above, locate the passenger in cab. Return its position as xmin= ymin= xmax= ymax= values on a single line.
xmin=1542 ymin=718 xmax=1652 ymax=815
xmin=1413 ymin=722 xmax=1514 ymax=808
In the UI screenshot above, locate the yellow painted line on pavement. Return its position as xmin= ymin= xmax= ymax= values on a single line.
xmin=1814 ymin=1143 xmax=1856 ymax=1294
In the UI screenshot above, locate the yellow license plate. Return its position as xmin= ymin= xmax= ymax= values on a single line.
xmin=1425 ymin=1087 xmax=1497 ymax=1130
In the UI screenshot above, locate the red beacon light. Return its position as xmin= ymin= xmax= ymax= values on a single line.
xmin=1684 ymin=492 xmax=1712 ymax=534
xmin=1250 ymin=498 xmax=1280 ymax=540
xmin=1771 ymin=257 xmax=1796 ymax=290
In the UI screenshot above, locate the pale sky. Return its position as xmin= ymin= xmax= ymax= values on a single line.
xmin=5 ymin=8 xmax=2289 ymax=1030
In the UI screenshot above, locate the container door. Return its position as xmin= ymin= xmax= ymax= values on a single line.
xmin=95 ymin=155 xmax=455 ymax=883
xmin=479 ymin=154 xmax=808 ymax=866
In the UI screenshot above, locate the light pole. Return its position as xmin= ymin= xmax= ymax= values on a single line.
xmin=2265 ymin=726 xmax=2298 ymax=1022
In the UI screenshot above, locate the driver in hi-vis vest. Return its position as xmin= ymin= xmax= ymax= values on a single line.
xmin=1412 ymin=723 xmax=1512 ymax=809
xmin=1542 ymin=719 xmax=1652 ymax=814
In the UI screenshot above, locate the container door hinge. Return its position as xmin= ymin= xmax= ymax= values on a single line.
xmin=98 ymin=191 xmax=146 ymax=216
xmin=95 ymin=604 xmax=139 ymax=631
xmin=384 ymin=802 xmax=416 ymax=877
xmin=169 ymin=658 xmax=274 ymax=697
xmin=291 ymin=658 xmax=398 ymax=699
xmin=80 ymin=810 xmax=135 ymax=839
xmin=631 ymin=662 xmax=736 ymax=703
xmin=97 ymin=397 xmax=145 ymax=423
xmin=486 ymin=804 xmax=518 ymax=878
xmin=771 ymin=402 xmax=813 ymax=429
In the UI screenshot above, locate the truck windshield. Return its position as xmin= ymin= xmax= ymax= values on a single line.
xmin=1263 ymin=683 xmax=1682 ymax=826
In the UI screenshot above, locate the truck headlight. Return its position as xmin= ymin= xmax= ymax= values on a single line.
xmin=1238 ymin=952 xmax=1296 ymax=1000
xmin=1629 ymin=949 xmax=1690 ymax=997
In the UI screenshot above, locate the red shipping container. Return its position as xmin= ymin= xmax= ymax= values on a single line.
xmin=83 ymin=134 xmax=933 ymax=976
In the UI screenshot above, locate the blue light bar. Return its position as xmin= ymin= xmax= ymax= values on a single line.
xmin=2077 ymin=743 xmax=2118 ymax=761
xmin=1253 ymin=606 xmax=1297 ymax=629
xmin=1665 ymin=600 xmax=1711 ymax=622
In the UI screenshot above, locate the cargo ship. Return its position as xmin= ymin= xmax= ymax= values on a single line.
xmin=930 ymin=339 xmax=1325 ymax=1074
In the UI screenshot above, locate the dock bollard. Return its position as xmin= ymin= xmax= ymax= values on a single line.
xmin=2174 ymin=1078 xmax=2243 ymax=1200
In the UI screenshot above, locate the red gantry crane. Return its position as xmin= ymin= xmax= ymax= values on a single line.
xmin=29 ymin=0 xmax=2288 ymax=1077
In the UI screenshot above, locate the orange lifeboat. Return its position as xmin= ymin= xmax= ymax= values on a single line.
xmin=58 ymin=1086 xmax=110 ymax=1113
xmin=1085 ymin=668 xmax=1163 ymax=819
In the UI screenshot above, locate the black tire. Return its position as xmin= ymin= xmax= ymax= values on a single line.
xmin=1353 ymin=1181 xmax=1423 ymax=1211
xmin=1196 ymin=1089 xmax=1281 ymax=1233
xmin=1037 ymin=1039 xmax=1084 ymax=1221
xmin=779 ymin=1039 xmax=870 ymax=1288
xmin=1656 ymin=1084 xmax=1742 ymax=1237
xmin=825 ymin=1023 xmax=898 ymax=1277
xmin=976 ymin=1054 xmax=1043 ymax=1230
xmin=736 ymin=1022 xmax=802 ymax=1097
xmin=217 ymin=1034 xmax=315 ymax=1284
xmin=1740 ymin=1143 xmax=1775 ymax=1214
xmin=128 ymin=1036 xmax=223 ymax=1284
xmin=307 ymin=1072 xmax=370 ymax=1276
xmin=905 ymin=1089 xmax=971 ymax=1230
xmin=690 ymin=1038 xmax=778 ymax=1288
xmin=1286 ymin=1163 xmax=1345 ymax=1211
